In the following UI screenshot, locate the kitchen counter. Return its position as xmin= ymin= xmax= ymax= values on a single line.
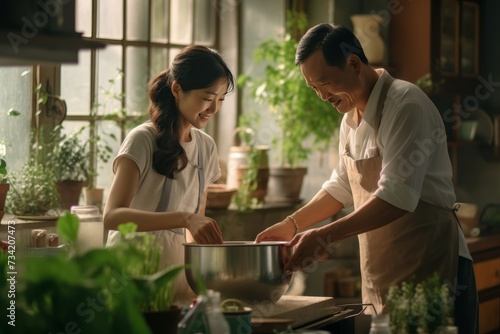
xmin=466 ymin=233 xmax=500 ymax=261
xmin=0 ymin=213 xmax=103 ymax=252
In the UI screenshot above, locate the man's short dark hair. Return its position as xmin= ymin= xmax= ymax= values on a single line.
xmin=295 ymin=23 xmax=368 ymax=68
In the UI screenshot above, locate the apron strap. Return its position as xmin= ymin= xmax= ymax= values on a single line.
xmin=343 ymin=74 xmax=395 ymax=157
xmin=193 ymin=130 xmax=205 ymax=214
xmin=156 ymin=130 xmax=205 ymax=235
xmin=374 ymin=76 xmax=394 ymax=137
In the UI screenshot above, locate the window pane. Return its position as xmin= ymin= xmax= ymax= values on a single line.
xmin=0 ymin=67 xmax=32 ymax=172
xmin=61 ymin=121 xmax=90 ymax=142
xmin=126 ymin=47 xmax=148 ymax=116
xmin=169 ymin=47 xmax=183 ymax=65
xmin=170 ymin=0 xmax=193 ymax=44
xmin=76 ymin=0 xmax=92 ymax=37
xmin=98 ymin=0 xmax=123 ymax=39
xmin=151 ymin=0 xmax=168 ymax=43
xmin=127 ymin=0 xmax=149 ymax=41
xmin=194 ymin=0 xmax=214 ymax=44
xmin=151 ymin=47 xmax=168 ymax=78
xmin=97 ymin=45 xmax=123 ymax=115
xmin=61 ymin=50 xmax=91 ymax=116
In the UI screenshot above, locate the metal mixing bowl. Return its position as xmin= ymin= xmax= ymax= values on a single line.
xmin=184 ymin=241 xmax=292 ymax=304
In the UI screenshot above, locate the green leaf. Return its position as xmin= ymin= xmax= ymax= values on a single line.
xmin=7 ymin=108 xmax=20 ymax=116
xmin=56 ymin=211 xmax=80 ymax=245
xmin=118 ymin=222 xmax=138 ymax=235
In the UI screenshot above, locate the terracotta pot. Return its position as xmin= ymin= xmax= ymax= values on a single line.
xmin=143 ymin=306 xmax=182 ymax=334
xmin=56 ymin=180 xmax=86 ymax=211
xmin=0 ymin=183 xmax=9 ymax=221
xmin=265 ymin=167 xmax=307 ymax=204
xmin=235 ymin=166 xmax=270 ymax=202
xmin=206 ymin=184 xmax=237 ymax=209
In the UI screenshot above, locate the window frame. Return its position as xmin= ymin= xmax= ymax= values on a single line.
xmin=34 ymin=0 xmax=220 ymax=193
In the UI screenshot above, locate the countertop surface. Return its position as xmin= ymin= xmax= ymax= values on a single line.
xmin=466 ymin=233 xmax=500 ymax=253
xmin=465 ymin=233 xmax=500 ymax=262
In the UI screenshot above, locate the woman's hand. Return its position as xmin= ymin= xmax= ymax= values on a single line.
xmin=184 ymin=213 xmax=223 ymax=244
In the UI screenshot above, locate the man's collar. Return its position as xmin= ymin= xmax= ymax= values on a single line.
xmin=345 ymin=68 xmax=389 ymax=130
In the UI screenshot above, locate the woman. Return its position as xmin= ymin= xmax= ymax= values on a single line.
xmin=104 ymin=45 xmax=234 ymax=304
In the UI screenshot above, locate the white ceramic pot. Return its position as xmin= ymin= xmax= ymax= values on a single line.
xmin=351 ymin=14 xmax=385 ymax=65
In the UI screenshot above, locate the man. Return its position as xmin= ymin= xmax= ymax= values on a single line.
xmin=255 ymin=24 xmax=478 ymax=333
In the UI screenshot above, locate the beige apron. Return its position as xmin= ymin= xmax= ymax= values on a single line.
xmin=343 ymin=76 xmax=459 ymax=314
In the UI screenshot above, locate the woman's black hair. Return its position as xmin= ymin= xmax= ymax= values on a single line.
xmin=295 ymin=23 xmax=368 ymax=68
xmin=148 ymin=45 xmax=234 ymax=179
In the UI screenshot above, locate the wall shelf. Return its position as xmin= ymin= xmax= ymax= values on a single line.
xmin=0 ymin=29 xmax=105 ymax=65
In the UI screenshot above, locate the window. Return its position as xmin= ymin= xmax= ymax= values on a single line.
xmin=59 ymin=0 xmax=217 ymax=198
xmin=0 ymin=67 xmax=32 ymax=172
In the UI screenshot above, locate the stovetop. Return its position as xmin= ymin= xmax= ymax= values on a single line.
xmin=250 ymin=295 xmax=343 ymax=328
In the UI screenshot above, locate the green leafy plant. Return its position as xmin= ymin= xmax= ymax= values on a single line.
xmin=231 ymin=113 xmax=264 ymax=212
xmin=415 ymin=73 xmax=444 ymax=95
xmin=50 ymin=125 xmax=89 ymax=182
xmin=5 ymin=161 xmax=59 ymax=215
xmin=114 ymin=222 xmax=185 ymax=312
xmin=386 ymin=273 xmax=455 ymax=333
xmin=0 ymin=157 xmax=6 ymax=184
xmin=0 ymin=212 xmax=184 ymax=333
xmin=238 ymin=11 xmax=342 ymax=168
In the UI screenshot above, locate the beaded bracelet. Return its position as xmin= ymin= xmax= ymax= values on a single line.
xmin=286 ymin=215 xmax=299 ymax=237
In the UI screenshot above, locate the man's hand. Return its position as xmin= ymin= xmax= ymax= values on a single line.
xmin=284 ymin=228 xmax=333 ymax=274
xmin=255 ymin=218 xmax=297 ymax=243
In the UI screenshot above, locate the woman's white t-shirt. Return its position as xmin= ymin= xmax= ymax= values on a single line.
xmin=107 ymin=121 xmax=221 ymax=305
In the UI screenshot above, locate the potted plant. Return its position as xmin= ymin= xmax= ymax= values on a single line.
xmin=114 ymin=223 xmax=185 ymax=333
xmin=0 ymin=212 xmax=185 ymax=334
xmin=229 ymin=113 xmax=270 ymax=212
xmin=386 ymin=273 xmax=456 ymax=333
xmin=82 ymin=129 xmax=113 ymax=211
xmin=50 ymin=125 xmax=89 ymax=211
xmin=238 ymin=11 xmax=342 ymax=203
xmin=5 ymin=160 xmax=60 ymax=217
xmin=4 ymin=115 xmax=60 ymax=217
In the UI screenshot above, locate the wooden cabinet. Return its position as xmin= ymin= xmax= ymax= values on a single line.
xmin=467 ymin=235 xmax=500 ymax=333
xmin=479 ymin=298 xmax=500 ymax=334
xmin=475 ymin=258 xmax=500 ymax=333
xmin=390 ymin=0 xmax=481 ymax=89
xmin=390 ymin=0 xmax=483 ymax=183
xmin=475 ymin=258 xmax=500 ymax=291
xmin=436 ymin=0 xmax=480 ymax=79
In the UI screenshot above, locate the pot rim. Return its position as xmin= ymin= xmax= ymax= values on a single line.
xmin=183 ymin=241 xmax=288 ymax=247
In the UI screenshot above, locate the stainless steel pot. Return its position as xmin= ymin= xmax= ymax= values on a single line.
xmin=184 ymin=241 xmax=292 ymax=303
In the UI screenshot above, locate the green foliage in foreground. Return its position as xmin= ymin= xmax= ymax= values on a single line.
xmin=0 ymin=212 xmax=184 ymax=334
